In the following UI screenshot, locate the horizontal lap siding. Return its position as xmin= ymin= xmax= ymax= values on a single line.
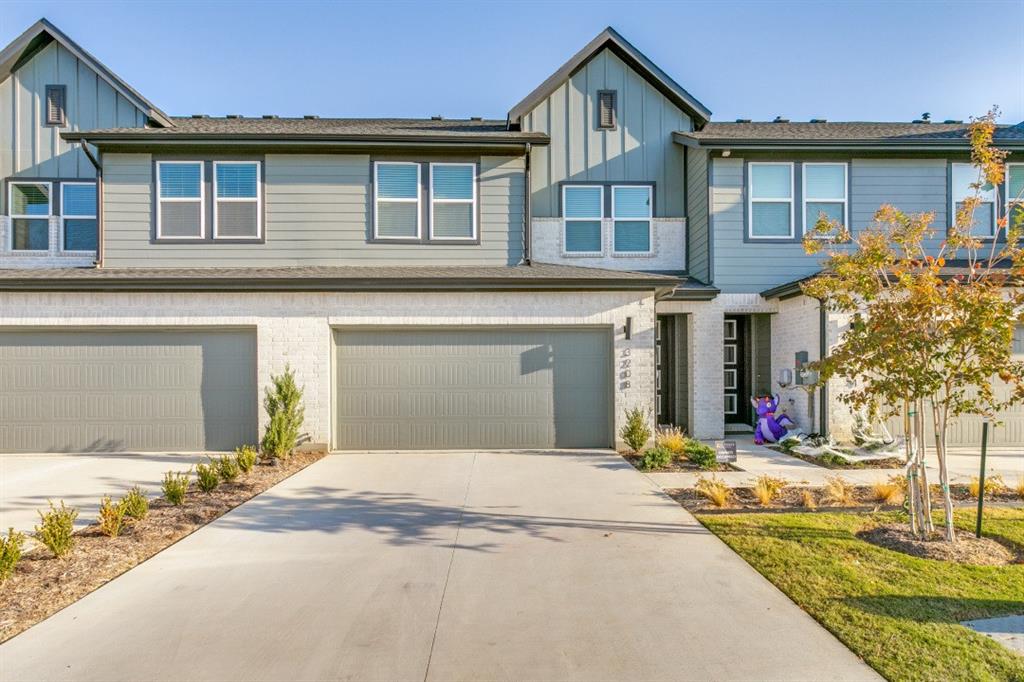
xmin=102 ymin=154 xmax=524 ymax=266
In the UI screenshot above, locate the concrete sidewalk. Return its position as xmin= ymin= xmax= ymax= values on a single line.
xmin=0 ymin=450 xmax=879 ymax=681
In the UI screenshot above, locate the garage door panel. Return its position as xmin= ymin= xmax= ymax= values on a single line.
xmin=335 ymin=328 xmax=611 ymax=450
xmin=0 ymin=330 xmax=256 ymax=453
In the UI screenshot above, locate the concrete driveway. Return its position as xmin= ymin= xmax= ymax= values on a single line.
xmin=0 ymin=451 xmax=878 ymax=681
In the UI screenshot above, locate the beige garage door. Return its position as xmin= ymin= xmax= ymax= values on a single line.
xmin=334 ymin=327 xmax=612 ymax=450
xmin=0 ymin=329 xmax=257 ymax=453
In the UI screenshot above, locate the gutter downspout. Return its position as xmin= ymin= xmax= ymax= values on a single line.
xmin=78 ymin=140 xmax=104 ymax=268
xmin=818 ymin=301 xmax=828 ymax=437
xmin=523 ymin=143 xmax=532 ymax=265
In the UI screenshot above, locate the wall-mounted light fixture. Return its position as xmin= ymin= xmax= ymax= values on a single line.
xmin=624 ymin=317 xmax=633 ymax=339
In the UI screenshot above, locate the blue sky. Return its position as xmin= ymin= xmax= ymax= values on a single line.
xmin=4 ymin=0 xmax=1023 ymax=124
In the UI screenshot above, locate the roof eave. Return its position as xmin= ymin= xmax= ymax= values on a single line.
xmin=675 ymin=135 xmax=1024 ymax=151
xmin=61 ymin=132 xmax=551 ymax=146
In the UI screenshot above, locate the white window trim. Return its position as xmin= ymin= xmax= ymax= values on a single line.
xmin=748 ymin=162 xmax=795 ymax=240
xmin=212 ymin=161 xmax=262 ymax=240
xmin=373 ymin=161 xmax=421 ymax=240
xmin=60 ymin=181 xmax=97 ymax=253
xmin=156 ymin=160 xmax=205 ymax=240
xmin=562 ymin=184 xmax=604 ymax=255
xmin=951 ymin=161 xmax=997 ymax=237
xmin=802 ymin=162 xmax=847 ymax=238
xmin=1006 ymin=163 xmax=1024 ymax=223
xmin=8 ymin=180 xmax=52 ymax=253
xmin=611 ymin=184 xmax=653 ymax=255
xmin=724 ymin=394 xmax=738 ymax=415
xmin=428 ymin=162 xmax=476 ymax=241
xmin=724 ymin=319 xmax=737 ymax=341
xmin=724 ymin=369 xmax=737 ymax=391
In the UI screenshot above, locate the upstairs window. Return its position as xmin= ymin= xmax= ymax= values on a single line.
xmin=214 ymin=161 xmax=261 ymax=239
xmin=562 ymin=185 xmax=603 ymax=253
xmin=430 ymin=163 xmax=476 ymax=240
xmin=61 ymin=182 xmax=97 ymax=251
xmin=803 ymin=163 xmax=847 ymax=234
xmin=597 ymin=90 xmax=617 ymax=130
xmin=952 ymin=162 xmax=996 ymax=236
xmin=45 ymin=85 xmax=66 ymax=126
xmin=612 ymin=185 xmax=652 ymax=253
xmin=156 ymin=161 xmax=204 ymax=239
xmin=374 ymin=162 xmax=420 ymax=239
xmin=10 ymin=182 xmax=51 ymax=251
xmin=1007 ymin=163 xmax=1024 ymax=229
xmin=748 ymin=162 xmax=794 ymax=239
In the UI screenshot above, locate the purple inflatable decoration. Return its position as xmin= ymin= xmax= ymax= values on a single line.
xmin=751 ymin=394 xmax=796 ymax=445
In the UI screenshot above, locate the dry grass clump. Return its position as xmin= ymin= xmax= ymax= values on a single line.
xmin=655 ymin=426 xmax=687 ymax=454
xmin=800 ymin=489 xmax=818 ymax=509
xmin=1016 ymin=478 xmax=1024 ymax=499
xmin=751 ymin=475 xmax=787 ymax=506
xmin=822 ymin=475 xmax=858 ymax=506
xmin=871 ymin=475 xmax=906 ymax=506
xmin=969 ymin=474 xmax=1006 ymax=498
xmin=695 ymin=475 xmax=732 ymax=508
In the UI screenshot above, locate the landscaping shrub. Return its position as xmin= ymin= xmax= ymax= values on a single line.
xmin=683 ymin=439 xmax=718 ymax=470
xmin=969 ymin=474 xmax=1006 ymax=498
xmin=97 ymin=495 xmax=127 ymax=538
xmin=0 ymin=527 xmax=25 ymax=583
xmin=751 ymin=475 xmax=786 ymax=506
xmin=800 ymin=489 xmax=818 ymax=509
xmin=216 ymin=455 xmax=241 ymax=483
xmin=196 ymin=460 xmax=220 ymax=493
xmin=695 ymin=475 xmax=732 ymax=507
xmin=235 ymin=445 xmax=258 ymax=473
xmin=822 ymin=475 xmax=857 ymax=506
xmin=162 ymin=470 xmax=191 ymax=506
xmin=637 ymin=445 xmax=673 ymax=471
xmin=261 ymin=365 xmax=306 ymax=462
xmin=120 ymin=486 xmax=149 ymax=520
xmin=654 ymin=426 xmax=686 ymax=455
xmin=818 ymin=452 xmax=850 ymax=467
xmin=34 ymin=500 xmax=78 ymax=559
xmin=619 ymin=407 xmax=651 ymax=453
xmin=871 ymin=476 xmax=906 ymax=505
xmin=778 ymin=435 xmax=801 ymax=452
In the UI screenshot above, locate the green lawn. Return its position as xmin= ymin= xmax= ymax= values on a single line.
xmin=698 ymin=508 xmax=1024 ymax=682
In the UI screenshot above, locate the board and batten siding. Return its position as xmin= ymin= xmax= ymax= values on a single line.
xmin=685 ymin=147 xmax=710 ymax=282
xmin=521 ymin=48 xmax=691 ymax=219
xmin=0 ymin=40 xmax=147 ymax=212
xmin=102 ymin=153 xmax=525 ymax=267
xmin=711 ymin=156 xmax=951 ymax=293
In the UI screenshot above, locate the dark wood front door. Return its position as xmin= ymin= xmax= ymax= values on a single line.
xmin=724 ymin=315 xmax=750 ymax=424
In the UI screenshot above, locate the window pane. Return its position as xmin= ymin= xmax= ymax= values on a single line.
xmin=64 ymin=219 xmax=97 ymax=250
xmin=952 ymin=162 xmax=995 ymax=201
xmin=63 ymin=184 xmax=96 ymax=217
xmin=377 ymin=164 xmax=418 ymax=199
xmin=956 ymin=201 xmax=995 ymax=236
xmin=432 ymin=165 xmax=473 ymax=200
xmin=806 ymin=201 xmax=844 ymax=229
xmin=613 ymin=186 xmax=651 ymax=219
xmin=751 ymin=202 xmax=791 ymax=236
xmin=750 ymin=165 xmax=791 ymax=199
xmin=216 ymin=163 xmax=258 ymax=198
xmin=1009 ymin=166 xmax=1024 ymax=202
xmin=564 ymin=186 xmax=602 ymax=218
xmin=432 ymin=203 xmax=473 ymax=238
xmin=565 ymin=220 xmax=601 ymax=252
xmin=12 ymin=218 xmax=49 ymax=250
xmin=159 ymin=163 xmax=202 ymax=198
xmin=160 ymin=202 xmax=202 ymax=237
xmin=805 ymin=165 xmax=845 ymax=199
xmin=376 ymin=202 xmax=418 ymax=237
xmin=216 ymin=203 xmax=259 ymax=238
xmin=11 ymin=184 xmax=49 ymax=216
xmin=614 ymin=220 xmax=650 ymax=252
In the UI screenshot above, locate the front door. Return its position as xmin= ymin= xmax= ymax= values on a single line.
xmin=724 ymin=316 xmax=749 ymax=425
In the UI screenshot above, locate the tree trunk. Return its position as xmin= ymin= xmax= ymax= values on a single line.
xmin=903 ymin=401 xmax=920 ymax=537
xmin=917 ymin=400 xmax=934 ymax=533
xmin=931 ymin=400 xmax=956 ymax=542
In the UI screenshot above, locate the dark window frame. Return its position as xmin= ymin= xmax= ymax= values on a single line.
xmin=597 ymin=90 xmax=617 ymax=130
xmin=45 ymin=85 xmax=67 ymax=127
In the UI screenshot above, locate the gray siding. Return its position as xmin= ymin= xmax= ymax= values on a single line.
xmin=0 ymin=40 xmax=147 ymax=212
xmin=103 ymin=153 xmax=525 ymax=267
xmin=521 ymin=47 xmax=690 ymax=218
xmin=685 ymin=147 xmax=710 ymax=282
xmin=711 ymin=155 xmax=952 ymax=293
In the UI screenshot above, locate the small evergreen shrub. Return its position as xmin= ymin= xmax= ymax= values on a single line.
xmin=619 ymin=407 xmax=652 ymax=453
xmin=637 ymin=445 xmax=673 ymax=471
xmin=683 ymin=439 xmax=718 ymax=470
xmin=216 ymin=455 xmax=240 ymax=483
xmin=655 ymin=426 xmax=687 ymax=454
xmin=97 ymin=495 xmax=127 ymax=538
xmin=235 ymin=445 xmax=258 ymax=473
xmin=35 ymin=500 xmax=78 ymax=559
xmin=261 ymin=365 xmax=306 ymax=461
xmin=120 ymin=486 xmax=149 ymax=520
xmin=0 ymin=527 xmax=25 ymax=583
xmin=162 ymin=470 xmax=191 ymax=506
xmin=196 ymin=460 xmax=220 ymax=493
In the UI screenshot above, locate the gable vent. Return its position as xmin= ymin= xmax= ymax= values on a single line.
xmin=45 ymin=85 xmax=66 ymax=126
xmin=597 ymin=90 xmax=617 ymax=129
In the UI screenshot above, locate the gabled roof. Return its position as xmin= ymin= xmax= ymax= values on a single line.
xmin=0 ymin=18 xmax=173 ymax=128
xmin=506 ymin=27 xmax=711 ymax=128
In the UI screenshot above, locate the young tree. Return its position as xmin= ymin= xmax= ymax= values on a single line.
xmin=802 ymin=110 xmax=1024 ymax=541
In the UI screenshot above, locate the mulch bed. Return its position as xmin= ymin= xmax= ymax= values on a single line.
xmin=772 ymin=446 xmax=904 ymax=469
xmin=858 ymin=523 xmax=1019 ymax=565
xmin=619 ymin=453 xmax=738 ymax=473
xmin=0 ymin=450 xmax=325 ymax=644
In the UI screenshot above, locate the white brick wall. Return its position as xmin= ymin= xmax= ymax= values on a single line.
xmin=0 ymin=290 xmax=656 ymax=450
xmin=656 ymin=299 xmax=723 ymax=440
xmin=0 ymin=216 xmax=96 ymax=268
xmin=531 ymin=218 xmax=686 ymax=271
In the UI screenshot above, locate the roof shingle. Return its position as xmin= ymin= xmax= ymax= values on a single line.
xmin=682 ymin=121 xmax=1024 ymax=146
